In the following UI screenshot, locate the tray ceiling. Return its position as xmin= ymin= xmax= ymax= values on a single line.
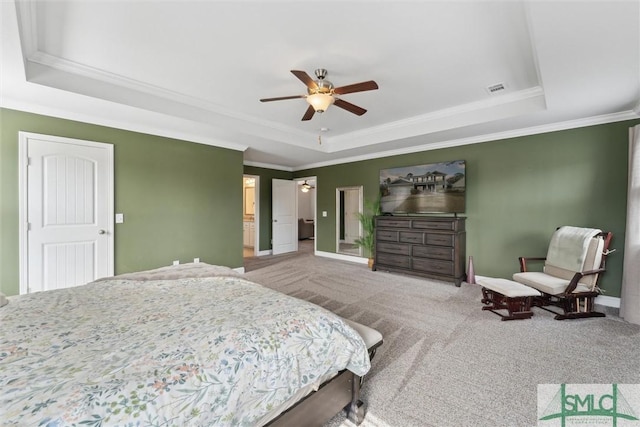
xmin=1 ymin=1 xmax=638 ymax=170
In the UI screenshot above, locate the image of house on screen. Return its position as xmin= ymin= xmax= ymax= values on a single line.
xmin=379 ymin=160 xmax=466 ymax=214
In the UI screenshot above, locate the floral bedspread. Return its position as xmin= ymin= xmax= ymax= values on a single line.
xmin=0 ymin=268 xmax=370 ymax=426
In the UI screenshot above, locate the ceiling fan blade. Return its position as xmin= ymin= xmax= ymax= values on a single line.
xmin=291 ymin=70 xmax=319 ymax=90
xmin=260 ymin=95 xmax=305 ymax=102
xmin=334 ymin=98 xmax=367 ymax=116
xmin=301 ymin=105 xmax=315 ymax=121
xmin=333 ymin=80 xmax=379 ymax=95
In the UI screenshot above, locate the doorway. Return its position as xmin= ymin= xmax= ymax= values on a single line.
xmin=242 ymin=175 xmax=259 ymax=257
xmin=295 ymin=177 xmax=316 ymax=254
xmin=266 ymin=177 xmax=317 ymax=257
xmin=19 ymin=132 xmax=114 ymax=294
xmin=271 ymin=178 xmax=298 ymax=255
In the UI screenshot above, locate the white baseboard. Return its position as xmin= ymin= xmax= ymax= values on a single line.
xmin=257 ymin=250 xmax=272 ymax=256
xmin=595 ymin=294 xmax=620 ymax=308
xmin=315 ymin=250 xmax=368 ymax=265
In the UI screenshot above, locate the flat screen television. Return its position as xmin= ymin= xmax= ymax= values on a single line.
xmin=379 ymin=160 xmax=466 ymax=214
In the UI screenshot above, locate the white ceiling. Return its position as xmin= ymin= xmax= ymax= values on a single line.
xmin=2 ymin=1 xmax=639 ymax=171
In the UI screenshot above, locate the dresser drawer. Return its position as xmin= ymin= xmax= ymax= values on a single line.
xmin=399 ymin=231 xmax=424 ymax=244
xmin=412 ymin=245 xmax=454 ymax=261
xmin=377 ymin=242 xmax=411 ymax=256
xmin=377 ymin=218 xmax=411 ymax=228
xmin=412 ymin=258 xmax=454 ymax=275
xmin=412 ymin=219 xmax=455 ymax=231
xmin=425 ymin=233 xmax=454 ymax=247
xmin=377 ymin=230 xmax=399 ymax=242
xmin=377 ymin=253 xmax=411 ymax=269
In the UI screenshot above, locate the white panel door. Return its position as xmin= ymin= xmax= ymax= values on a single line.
xmin=20 ymin=132 xmax=114 ymax=294
xmin=272 ymin=179 xmax=297 ymax=255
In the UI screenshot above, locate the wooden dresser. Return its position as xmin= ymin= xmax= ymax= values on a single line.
xmin=374 ymin=216 xmax=466 ymax=286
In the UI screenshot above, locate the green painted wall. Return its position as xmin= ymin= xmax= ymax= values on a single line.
xmin=243 ymin=165 xmax=293 ymax=251
xmin=0 ymin=108 xmax=244 ymax=296
xmin=295 ymin=120 xmax=639 ymax=297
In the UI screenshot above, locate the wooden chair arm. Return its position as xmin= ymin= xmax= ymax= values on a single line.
xmin=518 ymin=256 xmax=546 ymax=272
xmin=579 ymin=268 xmax=606 ymax=276
xmin=564 ymin=268 xmax=606 ymax=295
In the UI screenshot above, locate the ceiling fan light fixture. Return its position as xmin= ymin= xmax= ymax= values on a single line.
xmin=260 ymin=69 xmax=378 ymax=120
xmin=306 ymin=93 xmax=334 ymax=113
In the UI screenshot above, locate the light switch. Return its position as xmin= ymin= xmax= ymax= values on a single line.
xmin=115 ymin=213 xmax=124 ymax=223
xmin=322 ymin=211 xmax=328 ymax=217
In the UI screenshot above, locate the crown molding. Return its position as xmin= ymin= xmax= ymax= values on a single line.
xmin=29 ymin=47 xmax=551 ymax=159
xmin=243 ymin=160 xmax=293 ymax=172
xmin=293 ymin=110 xmax=639 ymax=171
xmin=320 ymin=86 xmax=546 ymax=153
xmin=11 ymin=0 xmax=640 ymax=173
xmin=335 ymin=87 xmax=544 ymax=143
xmin=14 ymin=0 xmax=37 ymax=58
xmin=14 ymin=1 xmax=319 ymax=150
xmin=25 ymin=51 xmax=319 ymax=142
xmin=10 ymin=1 xmax=552 ymax=159
xmin=16 ymin=2 xmax=551 ymax=159
xmin=1 ymin=96 xmax=249 ymax=152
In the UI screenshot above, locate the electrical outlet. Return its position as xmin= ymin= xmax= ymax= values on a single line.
xmin=115 ymin=213 xmax=124 ymax=223
xmin=322 ymin=211 xmax=328 ymax=217
xmin=172 ymin=260 xmax=179 ymax=266
xmin=194 ymin=258 xmax=200 ymax=263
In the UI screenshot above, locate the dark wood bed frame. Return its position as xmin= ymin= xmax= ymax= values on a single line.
xmin=267 ymin=370 xmax=363 ymax=427
xmin=267 ymin=341 xmax=383 ymax=427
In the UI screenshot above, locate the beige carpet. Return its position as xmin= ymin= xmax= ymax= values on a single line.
xmin=244 ymin=243 xmax=640 ymax=427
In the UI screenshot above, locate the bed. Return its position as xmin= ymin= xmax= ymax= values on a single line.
xmin=0 ymin=263 xmax=373 ymax=426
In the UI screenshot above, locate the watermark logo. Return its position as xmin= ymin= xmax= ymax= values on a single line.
xmin=538 ymin=384 xmax=640 ymax=427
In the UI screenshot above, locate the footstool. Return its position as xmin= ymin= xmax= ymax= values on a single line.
xmin=477 ymin=276 xmax=541 ymax=321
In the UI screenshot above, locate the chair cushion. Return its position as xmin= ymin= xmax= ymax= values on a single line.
xmin=544 ymin=237 xmax=604 ymax=290
xmin=513 ymin=272 xmax=592 ymax=295
xmin=477 ymin=277 xmax=541 ymax=297
xmin=545 ymin=226 xmax=601 ymax=272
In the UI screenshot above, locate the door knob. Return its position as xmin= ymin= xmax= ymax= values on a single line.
xmin=98 ymin=229 xmax=106 ymax=235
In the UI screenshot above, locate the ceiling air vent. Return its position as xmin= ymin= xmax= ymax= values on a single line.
xmin=486 ymin=83 xmax=506 ymax=94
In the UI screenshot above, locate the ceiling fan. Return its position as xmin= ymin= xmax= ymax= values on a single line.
xmin=300 ymin=180 xmax=315 ymax=192
xmin=260 ymin=69 xmax=379 ymax=121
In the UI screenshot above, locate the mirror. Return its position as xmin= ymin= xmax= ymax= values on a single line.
xmin=336 ymin=186 xmax=363 ymax=256
xmin=244 ymin=187 xmax=255 ymax=215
